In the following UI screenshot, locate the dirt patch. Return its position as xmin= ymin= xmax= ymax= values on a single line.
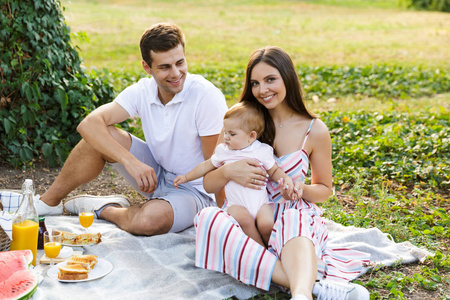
xmin=0 ymin=160 xmax=146 ymax=214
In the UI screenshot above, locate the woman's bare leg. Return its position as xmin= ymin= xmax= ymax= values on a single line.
xmin=280 ymin=236 xmax=317 ymax=299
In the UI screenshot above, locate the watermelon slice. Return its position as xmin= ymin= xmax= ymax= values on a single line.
xmin=0 ymin=250 xmax=33 ymax=266
xmin=0 ymin=269 xmax=38 ymax=300
xmin=0 ymin=254 xmax=28 ymax=282
xmin=0 ymin=250 xmax=38 ymax=300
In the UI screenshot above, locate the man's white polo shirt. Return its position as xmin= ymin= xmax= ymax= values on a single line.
xmin=114 ymin=73 xmax=228 ymax=191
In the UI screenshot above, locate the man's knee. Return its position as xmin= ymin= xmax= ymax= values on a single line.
xmin=107 ymin=126 xmax=132 ymax=150
xmin=99 ymin=126 xmax=132 ymax=163
xmin=127 ymin=200 xmax=174 ymax=236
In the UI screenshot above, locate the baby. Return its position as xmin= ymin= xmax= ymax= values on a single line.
xmin=174 ymin=102 xmax=298 ymax=246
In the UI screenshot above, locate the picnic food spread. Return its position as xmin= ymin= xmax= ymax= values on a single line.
xmin=60 ymin=230 xmax=102 ymax=245
xmin=58 ymin=254 xmax=99 ymax=280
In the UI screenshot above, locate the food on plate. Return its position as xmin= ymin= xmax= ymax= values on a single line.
xmin=67 ymin=255 xmax=98 ymax=271
xmin=60 ymin=230 xmax=102 ymax=245
xmin=0 ymin=250 xmax=38 ymax=300
xmin=57 ymin=254 xmax=99 ymax=280
xmin=58 ymin=264 xmax=89 ymax=280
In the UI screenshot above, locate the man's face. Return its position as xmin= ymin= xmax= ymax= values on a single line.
xmin=143 ymin=44 xmax=187 ymax=104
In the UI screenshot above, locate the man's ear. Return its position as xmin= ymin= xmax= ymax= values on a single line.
xmin=142 ymin=60 xmax=152 ymax=74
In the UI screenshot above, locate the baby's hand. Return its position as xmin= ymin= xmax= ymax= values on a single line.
xmin=278 ymin=178 xmax=298 ymax=201
xmin=173 ymin=175 xmax=188 ymax=189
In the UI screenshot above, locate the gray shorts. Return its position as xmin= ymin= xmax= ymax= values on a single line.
xmin=110 ymin=134 xmax=215 ymax=233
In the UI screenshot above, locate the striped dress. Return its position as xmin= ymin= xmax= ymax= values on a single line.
xmin=194 ymin=119 xmax=370 ymax=291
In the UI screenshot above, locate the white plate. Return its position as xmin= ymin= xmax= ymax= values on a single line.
xmin=47 ymin=259 xmax=113 ymax=282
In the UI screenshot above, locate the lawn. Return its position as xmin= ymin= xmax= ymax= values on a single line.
xmin=61 ymin=0 xmax=449 ymax=299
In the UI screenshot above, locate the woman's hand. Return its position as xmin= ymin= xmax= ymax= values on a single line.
xmin=278 ymin=177 xmax=302 ymax=201
xmin=226 ymin=158 xmax=268 ymax=189
xmin=203 ymin=158 xmax=267 ymax=194
xmin=293 ymin=180 xmax=304 ymax=200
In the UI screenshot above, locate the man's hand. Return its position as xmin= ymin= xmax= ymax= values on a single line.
xmin=125 ymin=159 xmax=158 ymax=194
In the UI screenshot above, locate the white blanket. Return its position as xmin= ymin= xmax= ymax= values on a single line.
xmin=30 ymin=216 xmax=431 ymax=300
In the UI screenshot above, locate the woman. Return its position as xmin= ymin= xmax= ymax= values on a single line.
xmin=194 ymin=46 xmax=370 ymax=300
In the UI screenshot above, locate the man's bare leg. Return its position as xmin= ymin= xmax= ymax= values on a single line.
xmin=101 ymin=199 xmax=174 ymax=235
xmin=40 ymin=127 xmax=131 ymax=206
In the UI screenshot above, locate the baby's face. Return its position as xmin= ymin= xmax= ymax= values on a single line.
xmin=223 ymin=119 xmax=253 ymax=150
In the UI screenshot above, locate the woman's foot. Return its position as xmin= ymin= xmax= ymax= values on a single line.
xmin=312 ymin=280 xmax=369 ymax=300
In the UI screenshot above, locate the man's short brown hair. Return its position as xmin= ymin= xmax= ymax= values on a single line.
xmin=140 ymin=23 xmax=185 ymax=67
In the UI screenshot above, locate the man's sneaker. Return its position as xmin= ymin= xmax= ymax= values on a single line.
xmin=35 ymin=195 xmax=64 ymax=216
xmin=312 ymin=280 xmax=370 ymax=300
xmin=64 ymin=195 xmax=130 ymax=218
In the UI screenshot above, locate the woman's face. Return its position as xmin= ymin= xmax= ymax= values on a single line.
xmin=250 ymin=62 xmax=286 ymax=110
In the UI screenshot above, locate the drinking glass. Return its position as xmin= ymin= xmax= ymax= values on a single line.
xmin=76 ymin=201 xmax=95 ymax=232
xmin=44 ymin=230 xmax=62 ymax=266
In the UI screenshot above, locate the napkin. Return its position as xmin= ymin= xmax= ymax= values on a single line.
xmin=0 ymin=211 xmax=13 ymax=240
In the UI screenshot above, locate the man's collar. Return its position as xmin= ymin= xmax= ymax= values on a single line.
xmin=149 ymin=73 xmax=190 ymax=106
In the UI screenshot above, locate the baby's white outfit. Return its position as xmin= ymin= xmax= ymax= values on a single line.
xmin=210 ymin=140 xmax=275 ymax=218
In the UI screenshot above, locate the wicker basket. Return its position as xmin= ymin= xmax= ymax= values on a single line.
xmin=0 ymin=226 xmax=10 ymax=252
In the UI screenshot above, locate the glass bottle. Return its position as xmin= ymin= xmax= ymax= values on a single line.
xmin=10 ymin=179 xmax=39 ymax=266
xmin=37 ymin=217 xmax=47 ymax=250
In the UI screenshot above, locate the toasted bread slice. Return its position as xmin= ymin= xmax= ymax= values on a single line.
xmin=58 ymin=273 xmax=88 ymax=280
xmin=67 ymin=255 xmax=98 ymax=270
xmin=60 ymin=231 xmax=102 ymax=245
xmin=58 ymin=263 xmax=89 ymax=280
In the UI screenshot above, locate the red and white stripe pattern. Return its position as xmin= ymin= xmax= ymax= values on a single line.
xmin=195 ymin=207 xmax=277 ymax=290
xmin=194 ymin=118 xmax=370 ymax=290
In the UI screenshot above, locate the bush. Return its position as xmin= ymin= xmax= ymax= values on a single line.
xmin=324 ymin=110 xmax=450 ymax=190
xmin=0 ymin=0 xmax=115 ymax=168
xmin=405 ymin=0 xmax=450 ymax=12
xmin=190 ymin=65 xmax=450 ymax=102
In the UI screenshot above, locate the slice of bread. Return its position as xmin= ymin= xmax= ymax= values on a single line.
xmin=67 ymin=255 xmax=98 ymax=270
xmin=58 ymin=263 xmax=89 ymax=280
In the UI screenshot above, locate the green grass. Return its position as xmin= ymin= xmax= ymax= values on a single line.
xmin=60 ymin=1 xmax=449 ymax=298
xmin=62 ymin=0 xmax=450 ymax=73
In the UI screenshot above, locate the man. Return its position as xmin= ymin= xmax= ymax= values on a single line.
xmin=35 ymin=23 xmax=228 ymax=235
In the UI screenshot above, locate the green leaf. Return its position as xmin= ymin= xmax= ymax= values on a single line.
xmin=42 ymin=143 xmax=53 ymax=158
xmin=56 ymin=88 xmax=68 ymax=111
xmin=3 ymin=118 xmax=11 ymax=134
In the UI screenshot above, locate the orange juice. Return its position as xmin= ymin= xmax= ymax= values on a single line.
xmin=79 ymin=212 xmax=94 ymax=228
xmin=10 ymin=220 xmax=39 ymax=266
xmin=44 ymin=242 xmax=61 ymax=258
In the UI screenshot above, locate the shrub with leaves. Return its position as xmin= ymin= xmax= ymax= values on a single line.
xmin=0 ymin=0 xmax=115 ymax=167
xmin=194 ymin=65 xmax=450 ymax=101
xmin=405 ymin=0 xmax=450 ymax=12
xmin=323 ymin=110 xmax=449 ymax=190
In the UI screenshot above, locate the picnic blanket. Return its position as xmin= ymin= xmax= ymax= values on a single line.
xmin=26 ymin=215 xmax=432 ymax=300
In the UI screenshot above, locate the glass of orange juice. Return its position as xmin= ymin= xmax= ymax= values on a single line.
xmin=76 ymin=201 xmax=95 ymax=232
xmin=44 ymin=230 xmax=62 ymax=266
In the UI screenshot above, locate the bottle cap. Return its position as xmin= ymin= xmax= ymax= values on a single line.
xmin=39 ymin=217 xmax=45 ymax=222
